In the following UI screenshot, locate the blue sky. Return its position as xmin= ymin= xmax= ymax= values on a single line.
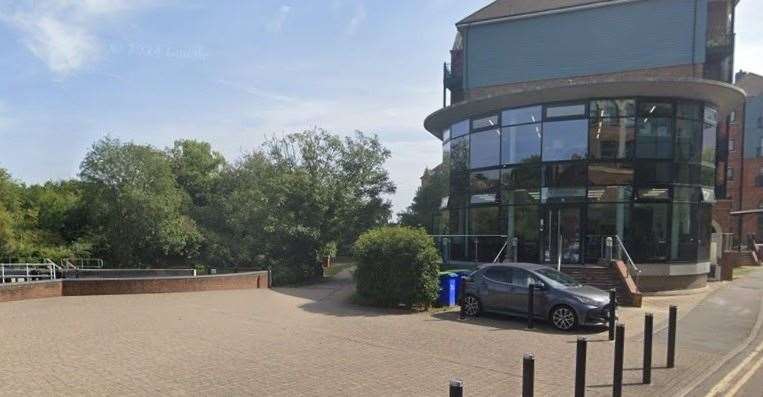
xmin=1 ymin=0 xmax=762 ymax=215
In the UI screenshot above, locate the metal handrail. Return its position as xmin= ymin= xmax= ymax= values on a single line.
xmin=613 ymin=235 xmax=641 ymax=286
xmin=0 ymin=263 xmax=58 ymax=284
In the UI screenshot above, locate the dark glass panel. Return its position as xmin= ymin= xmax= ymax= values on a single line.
xmin=544 ymin=163 xmax=587 ymax=187
xmin=451 ymin=120 xmax=469 ymax=138
xmin=639 ymin=102 xmax=674 ymax=118
xmin=546 ymin=103 xmax=586 ymax=119
xmin=450 ymin=136 xmax=469 ymax=175
xmin=590 ymin=99 xmax=635 ymax=118
xmin=448 ymin=208 xmax=467 ymax=261
xmin=472 ymin=115 xmax=499 ymax=130
xmin=501 ymin=166 xmax=541 ymax=205
xmin=675 ymin=119 xmax=702 ymax=162
xmin=449 ymin=172 xmax=469 ymax=209
xmin=704 ymin=105 xmax=719 ymax=126
xmin=702 ymin=122 xmax=717 ymax=165
xmin=588 ymin=163 xmax=634 ymax=186
xmin=632 ymin=203 xmax=670 ymax=262
xmin=589 ymin=117 xmax=635 ymax=159
xmin=697 ymin=204 xmax=712 ymax=261
xmin=469 ymin=206 xmax=502 ymax=262
xmin=671 ymin=204 xmax=698 ymax=262
xmin=470 ymin=170 xmax=500 ymax=204
xmin=636 ymin=188 xmax=671 ymax=201
xmin=675 ymin=164 xmax=701 ymax=185
xmin=504 ymin=205 xmax=539 ymax=263
xmin=469 ymin=129 xmax=500 ymax=169
xmin=587 ymin=186 xmax=632 ymax=202
xmin=585 ymin=203 xmax=631 ymax=263
xmin=677 ymin=101 xmax=702 ymax=120
xmin=442 ymin=140 xmax=451 ymax=178
xmin=501 ymin=124 xmax=542 ymax=165
xmin=636 ymin=117 xmax=673 ymax=159
xmin=673 ymin=186 xmax=701 ymax=203
xmin=542 ymin=119 xmax=589 ymax=161
xmin=701 ymin=165 xmax=716 ymax=187
xmin=502 ymin=106 xmax=542 ymax=126
xmin=634 ymin=162 xmax=672 ymax=186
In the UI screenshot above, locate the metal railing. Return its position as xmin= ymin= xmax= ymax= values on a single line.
xmin=611 ymin=235 xmax=641 ymax=287
xmin=1 ymin=260 xmax=60 ymax=284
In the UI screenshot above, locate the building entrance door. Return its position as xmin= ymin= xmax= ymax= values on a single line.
xmin=543 ymin=205 xmax=583 ymax=267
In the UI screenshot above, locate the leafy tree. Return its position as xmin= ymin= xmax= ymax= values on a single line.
xmin=398 ymin=165 xmax=448 ymax=231
xmin=79 ymin=137 xmax=201 ymax=267
xmin=168 ymin=140 xmax=226 ymax=207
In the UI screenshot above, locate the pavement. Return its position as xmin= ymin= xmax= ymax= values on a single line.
xmin=0 ymin=267 xmax=761 ymax=396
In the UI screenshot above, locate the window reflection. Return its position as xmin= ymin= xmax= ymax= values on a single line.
xmin=470 ymin=129 xmax=500 ymax=169
xmin=502 ymin=124 xmax=542 ymax=165
xmin=502 ymin=106 xmax=542 ymax=126
xmin=470 ymin=170 xmax=500 ymax=204
xmin=589 ymin=117 xmax=635 ymax=159
xmin=542 ymin=119 xmax=588 ymax=161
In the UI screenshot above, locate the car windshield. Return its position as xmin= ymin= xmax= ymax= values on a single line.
xmin=535 ymin=268 xmax=582 ymax=287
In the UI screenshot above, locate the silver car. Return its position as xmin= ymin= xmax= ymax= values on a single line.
xmin=461 ymin=263 xmax=611 ymax=331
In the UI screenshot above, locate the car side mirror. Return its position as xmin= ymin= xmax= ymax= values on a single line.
xmin=532 ymin=281 xmax=546 ymax=290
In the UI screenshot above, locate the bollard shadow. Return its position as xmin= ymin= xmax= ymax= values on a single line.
xmin=587 ymin=382 xmax=645 ymax=388
xmin=430 ymin=310 xmax=608 ymax=336
xmin=624 ymin=365 xmax=668 ymax=371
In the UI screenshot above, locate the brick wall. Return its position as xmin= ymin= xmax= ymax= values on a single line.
xmin=0 ymin=271 xmax=269 ymax=303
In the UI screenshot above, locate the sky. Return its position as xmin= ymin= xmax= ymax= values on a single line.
xmin=0 ymin=0 xmax=762 ymax=216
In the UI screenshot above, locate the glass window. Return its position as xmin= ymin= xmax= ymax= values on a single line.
xmin=546 ymin=103 xmax=586 ymax=119
xmin=704 ymin=106 xmax=719 ymax=126
xmin=448 ymin=208 xmax=467 ymax=261
xmin=450 ymin=136 xmax=469 ymax=175
xmin=504 ymin=205 xmax=539 ymax=263
xmin=502 ymin=106 xmax=542 ymax=126
xmin=544 ymin=163 xmax=587 ymax=187
xmin=673 ymin=186 xmax=701 ymax=203
xmin=587 ymin=186 xmax=632 ymax=202
xmin=501 ymin=166 xmax=541 ymax=205
xmin=637 ymin=188 xmax=670 ymax=201
xmin=590 ymin=99 xmax=635 ymax=118
xmin=675 ymin=119 xmax=702 ymax=162
xmin=697 ymin=204 xmax=712 ymax=261
xmin=585 ymin=203 xmax=631 ymax=263
xmin=677 ymin=102 xmax=702 ymax=120
xmin=542 ymin=119 xmax=589 ymax=161
xmin=470 ymin=129 xmax=500 ymax=169
xmin=701 ymin=165 xmax=715 ymax=187
xmin=472 ymin=115 xmax=498 ymax=130
xmin=469 ymin=206 xmax=502 ymax=262
xmin=449 ymin=172 xmax=469 ymax=209
xmin=639 ymin=102 xmax=674 ymax=118
xmin=501 ymin=124 xmax=542 ymax=165
xmin=443 ymin=128 xmax=451 ymax=142
xmin=632 ymin=203 xmax=670 ymax=262
xmin=675 ymin=164 xmax=700 ymax=185
xmin=484 ymin=267 xmax=511 ymax=283
xmin=589 ymin=117 xmax=635 ymax=159
xmin=470 ymin=170 xmax=500 ymax=204
xmin=451 ymin=120 xmax=469 ymax=138
xmin=588 ymin=163 xmax=633 ymax=186
xmin=636 ymin=117 xmax=673 ymax=159
xmin=635 ymin=162 xmax=672 ymax=186
xmin=702 ymin=122 xmax=717 ymax=165
xmin=442 ymin=141 xmax=451 ymax=176
xmin=510 ymin=268 xmax=534 ymax=287
xmin=671 ymin=204 xmax=697 ymax=262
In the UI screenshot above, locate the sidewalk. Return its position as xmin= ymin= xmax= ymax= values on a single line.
xmin=598 ymin=267 xmax=763 ymax=396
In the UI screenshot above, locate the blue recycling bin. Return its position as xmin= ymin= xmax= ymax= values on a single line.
xmin=438 ymin=272 xmax=458 ymax=307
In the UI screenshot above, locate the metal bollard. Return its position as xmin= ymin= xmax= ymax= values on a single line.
xmin=527 ymin=283 xmax=535 ymax=329
xmin=575 ymin=337 xmax=587 ymax=397
xmin=512 ymin=237 xmax=519 ymax=263
xmin=643 ymin=313 xmax=653 ymax=384
xmin=667 ymin=305 xmax=677 ymax=368
xmin=608 ymin=289 xmax=617 ymax=341
xmin=613 ymin=324 xmax=625 ymax=397
xmin=449 ymin=379 xmax=463 ymax=397
xmin=523 ymin=354 xmax=535 ymax=397
xmin=605 ymin=237 xmax=613 ymax=263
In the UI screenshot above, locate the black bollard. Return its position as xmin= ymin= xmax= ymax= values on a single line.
xmin=613 ymin=324 xmax=625 ymax=397
xmin=449 ymin=379 xmax=463 ymax=397
xmin=643 ymin=313 xmax=653 ymax=384
xmin=459 ymin=277 xmax=466 ymax=320
xmin=575 ymin=337 xmax=587 ymax=397
xmin=667 ymin=305 xmax=677 ymax=368
xmin=523 ymin=354 xmax=535 ymax=397
xmin=608 ymin=289 xmax=617 ymax=341
xmin=528 ymin=283 xmax=535 ymax=329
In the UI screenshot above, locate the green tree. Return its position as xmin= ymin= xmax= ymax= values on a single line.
xmin=168 ymin=140 xmax=227 ymax=207
xmin=79 ymin=137 xmax=202 ymax=267
xmin=398 ymin=165 xmax=448 ymax=231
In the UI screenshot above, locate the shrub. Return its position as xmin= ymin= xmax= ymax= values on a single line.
xmin=353 ymin=226 xmax=440 ymax=308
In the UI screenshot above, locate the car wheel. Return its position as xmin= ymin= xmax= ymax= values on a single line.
xmin=551 ymin=305 xmax=578 ymax=331
xmin=462 ymin=295 xmax=481 ymax=317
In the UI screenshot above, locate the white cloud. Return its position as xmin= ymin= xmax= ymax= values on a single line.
xmin=0 ymin=0 xmax=162 ymax=75
xmin=266 ymin=5 xmax=291 ymax=33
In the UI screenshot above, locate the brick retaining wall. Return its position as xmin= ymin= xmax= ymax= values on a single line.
xmin=0 ymin=271 xmax=269 ymax=303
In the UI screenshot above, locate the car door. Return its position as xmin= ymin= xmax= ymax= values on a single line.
xmin=478 ymin=267 xmax=513 ymax=310
xmin=507 ymin=268 xmax=545 ymax=316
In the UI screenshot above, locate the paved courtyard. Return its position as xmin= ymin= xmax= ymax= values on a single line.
xmin=1 ymin=269 xmax=761 ymax=396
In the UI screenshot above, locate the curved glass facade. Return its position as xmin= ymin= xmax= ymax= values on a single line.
xmin=437 ymin=97 xmax=718 ymax=265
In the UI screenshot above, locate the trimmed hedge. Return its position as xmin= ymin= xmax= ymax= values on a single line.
xmin=353 ymin=226 xmax=440 ymax=308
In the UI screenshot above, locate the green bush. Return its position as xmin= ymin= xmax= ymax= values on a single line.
xmin=353 ymin=226 xmax=440 ymax=308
